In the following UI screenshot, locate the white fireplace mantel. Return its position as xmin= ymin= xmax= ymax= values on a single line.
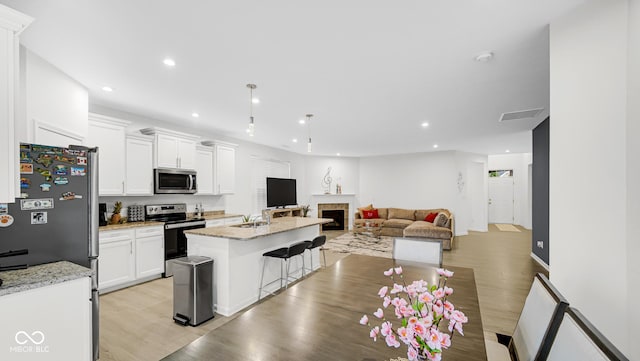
xmin=310 ymin=194 xmax=356 ymax=230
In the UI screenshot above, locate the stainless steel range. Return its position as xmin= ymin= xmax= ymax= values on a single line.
xmin=145 ymin=203 xmax=206 ymax=277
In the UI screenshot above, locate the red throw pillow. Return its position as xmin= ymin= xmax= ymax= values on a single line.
xmin=363 ymin=209 xmax=379 ymax=219
xmin=425 ymin=212 xmax=438 ymax=223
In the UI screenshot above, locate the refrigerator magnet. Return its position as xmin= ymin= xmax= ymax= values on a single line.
xmin=20 ymin=150 xmax=31 ymax=162
xmin=34 ymin=154 xmax=54 ymax=167
xmin=20 ymin=193 xmax=29 ymax=199
xmin=54 ymin=155 xmax=76 ymax=164
xmin=71 ymin=167 xmax=86 ymax=176
xmin=77 ymin=156 xmax=87 ymax=165
xmin=36 ymin=168 xmax=53 ymax=181
xmin=39 ymin=183 xmax=52 ymax=192
xmin=30 ymin=212 xmax=47 ymax=225
xmin=64 ymin=148 xmax=86 ymax=157
xmin=20 ymin=163 xmax=33 ymax=174
xmin=21 ymin=198 xmax=54 ymax=210
xmin=20 ymin=178 xmax=30 ymax=189
xmin=0 ymin=215 xmax=14 ymax=227
xmin=53 ymin=177 xmax=68 ymax=185
xmin=0 ymin=203 xmax=7 ymax=214
xmin=60 ymin=192 xmax=82 ymax=201
xmin=54 ymin=165 xmax=68 ymax=175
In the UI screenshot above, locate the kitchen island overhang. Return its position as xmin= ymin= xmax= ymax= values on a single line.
xmin=184 ymin=217 xmax=332 ymax=317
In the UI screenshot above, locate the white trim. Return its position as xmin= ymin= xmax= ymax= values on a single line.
xmin=202 ymin=139 xmax=238 ymax=148
xmin=140 ymin=126 xmax=200 ymax=141
xmin=33 ymin=118 xmax=85 ymax=145
xmin=89 ymin=112 xmax=131 ymax=128
xmin=0 ymin=4 xmax=33 ymax=33
xmin=530 ymin=252 xmax=550 ymax=271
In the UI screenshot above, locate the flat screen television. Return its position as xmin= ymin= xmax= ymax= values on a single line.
xmin=266 ymin=177 xmax=297 ymax=208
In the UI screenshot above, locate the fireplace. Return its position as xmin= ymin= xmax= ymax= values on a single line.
xmin=322 ymin=210 xmax=345 ymax=231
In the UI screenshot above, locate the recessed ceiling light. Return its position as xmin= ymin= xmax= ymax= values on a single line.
xmin=245 ymin=128 xmax=250 ymax=133
xmin=421 ymin=122 xmax=429 ymax=128
xmin=505 ymin=149 xmax=510 ymax=153
xmin=292 ymin=138 xmax=298 ymax=143
xmin=298 ymin=119 xmax=305 ymax=124
xmin=102 ymin=86 xmax=113 ymax=92
xmin=252 ymin=98 xmax=260 ymax=104
xmin=433 ymin=144 xmax=439 ymax=149
xmin=474 ymin=51 xmax=494 ymax=62
xmin=191 ymin=112 xmax=199 ymax=118
xmin=163 ymin=58 xmax=176 ymax=67
xmin=336 ymin=153 xmax=341 ymax=156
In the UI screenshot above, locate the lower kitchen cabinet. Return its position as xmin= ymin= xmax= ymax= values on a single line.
xmin=99 ymin=225 xmax=164 ymax=293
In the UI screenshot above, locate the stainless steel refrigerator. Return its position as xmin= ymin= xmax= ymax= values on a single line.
xmin=0 ymin=143 xmax=100 ymax=361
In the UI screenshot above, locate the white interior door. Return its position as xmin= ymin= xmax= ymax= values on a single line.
xmin=489 ymin=177 xmax=514 ymax=224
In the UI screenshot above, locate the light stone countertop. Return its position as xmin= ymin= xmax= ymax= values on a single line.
xmin=99 ymin=220 xmax=164 ymax=231
xmin=185 ymin=217 xmax=332 ymax=240
xmin=0 ymin=261 xmax=93 ymax=297
xmin=199 ymin=213 xmax=243 ymax=221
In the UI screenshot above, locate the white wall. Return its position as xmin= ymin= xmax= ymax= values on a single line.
xmin=626 ymin=0 xmax=640 ymax=358
xmin=16 ymin=47 xmax=88 ymax=143
xmin=550 ymin=0 xmax=630 ymax=355
xmin=358 ymin=151 xmax=487 ymax=236
xmin=303 ymin=156 xmax=360 ymax=197
xmin=488 ymin=153 xmax=532 ymax=229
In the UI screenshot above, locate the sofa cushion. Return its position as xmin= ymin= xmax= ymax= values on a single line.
xmin=424 ymin=212 xmax=438 ymax=223
xmin=354 ymin=218 xmax=385 ymax=227
xmin=362 ymin=209 xmax=379 ymax=219
xmin=415 ymin=209 xmax=449 ymax=221
xmin=383 ymin=219 xmax=414 ymax=229
xmin=388 ymin=208 xmax=415 ymax=221
xmin=357 ymin=204 xmax=374 ymax=218
xmin=404 ymin=221 xmax=452 ymax=239
xmin=434 ymin=213 xmax=449 ymax=228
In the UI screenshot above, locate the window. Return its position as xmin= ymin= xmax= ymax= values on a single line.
xmin=251 ymin=156 xmax=291 ymax=214
xmin=488 ymin=169 xmax=513 ymax=177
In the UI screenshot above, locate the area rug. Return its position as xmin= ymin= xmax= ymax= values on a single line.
xmin=494 ymin=224 xmax=521 ymax=232
xmin=324 ymin=232 xmax=393 ymax=258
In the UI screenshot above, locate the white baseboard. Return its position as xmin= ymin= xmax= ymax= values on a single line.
xmin=530 ymin=252 xmax=549 ymax=271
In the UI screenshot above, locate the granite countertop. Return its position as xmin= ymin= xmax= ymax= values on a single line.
xmin=99 ymin=220 xmax=164 ymax=231
xmin=185 ymin=217 xmax=332 ymax=240
xmin=199 ymin=212 xmax=243 ymax=221
xmin=0 ymin=261 xmax=93 ymax=297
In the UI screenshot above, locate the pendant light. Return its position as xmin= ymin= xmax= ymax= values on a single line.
xmin=306 ymin=114 xmax=313 ymax=152
xmin=247 ymin=84 xmax=257 ymax=137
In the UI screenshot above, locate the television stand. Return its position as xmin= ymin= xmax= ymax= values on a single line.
xmin=265 ymin=207 xmax=304 ymax=218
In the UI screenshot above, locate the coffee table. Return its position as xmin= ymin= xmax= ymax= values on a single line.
xmin=353 ymin=221 xmax=382 ymax=238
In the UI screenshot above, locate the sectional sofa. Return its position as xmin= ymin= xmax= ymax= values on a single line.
xmin=354 ymin=207 xmax=455 ymax=250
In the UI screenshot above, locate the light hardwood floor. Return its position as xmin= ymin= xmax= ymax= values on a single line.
xmin=99 ymin=225 xmax=545 ymax=361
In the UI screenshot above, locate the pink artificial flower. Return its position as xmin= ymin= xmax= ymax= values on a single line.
xmin=443 ymin=301 xmax=455 ymax=318
xmin=432 ymin=288 xmax=446 ymax=299
xmin=378 ymin=286 xmax=389 ymax=298
xmin=440 ymin=333 xmax=451 ymax=348
xmin=383 ymin=296 xmax=392 ymax=308
xmin=394 ymin=266 xmax=403 ymax=275
xmin=448 ymin=320 xmax=465 ymax=336
xmin=374 ymin=308 xmax=384 ymax=319
xmin=451 ymin=310 xmax=468 ymax=323
xmin=421 ymin=312 xmax=434 ymax=327
xmin=360 ymin=314 xmax=369 ymax=325
xmin=392 ymin=297 xmax=408 ymax=308
xmin=397 ymin=326 xmax=413 ymax=344
xmin=412 ymin=321 xmax=428 ymax=338
xmin=407 ymin=346 xmax=419 ymax=361
xmin=406 ymin=284 xmax=418 ymax=298
xmin=433 ymin=300 xmax=444 ymax=316
xmin=418 ymin=292 xmax=434 ymax=304
xmin=381 ymin=321 xmax=393 ymax=337
xmin=384 ymin=268 xmax=394 ymax=276
xmin=426 ymin=329 xmax=442 ymax=351
xmin=390 ymin=283 xmax=404 ymax=294
xmin=427 ymin=351 xmax=442 ymax=361
xmin=436 ymin=268 xmax=454 ymax=277
xmin=407 ymin=316 xmax=419 ymax=326
xmin=444 ymin=286 xmax=453 ymax=295
xmin=370 ymin=326 xmax=380 ymax=341
xmin=385 ymin=333 xmax=401 ymax=348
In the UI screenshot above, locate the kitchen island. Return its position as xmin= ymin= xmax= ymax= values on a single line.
xmin=185 ymin=217 xmax=331 ymax=316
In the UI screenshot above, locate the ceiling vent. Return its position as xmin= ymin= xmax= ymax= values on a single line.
xmin=499 ymin=108 xmax=544 ymax=122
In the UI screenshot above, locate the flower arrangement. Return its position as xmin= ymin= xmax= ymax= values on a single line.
xmin=359 ymin=266 xmax=468 ymax=361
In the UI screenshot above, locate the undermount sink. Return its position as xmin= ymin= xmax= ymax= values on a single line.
xmin=231 ymin=222 xmax=269 ymax=228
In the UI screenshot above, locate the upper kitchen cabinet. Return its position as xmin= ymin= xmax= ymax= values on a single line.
xmin=141 ymin=127 xmax=199 ymax=170
xmin=86 ymin=113 xmax=130 ymax=196
xmin=125 ymin=134 xmax=153 ymax=195
xmin=0 ymin=5 xmax=32 ymax=203
xmin=195 ymin=145 xmax=214 ymax=195
xmin=203 ymin=140 xmax=237 ymax=195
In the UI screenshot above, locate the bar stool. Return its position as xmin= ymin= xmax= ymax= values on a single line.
xmin=258 ymin=241 xmax=309 ymax=301
xmin=304 ymin=235 xmax=327 ymax=272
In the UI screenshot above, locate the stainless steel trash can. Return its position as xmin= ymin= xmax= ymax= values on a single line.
xmin=172 ymin=256 xmax=214 ymax=326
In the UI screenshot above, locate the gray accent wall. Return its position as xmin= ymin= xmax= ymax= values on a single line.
xmin=532 ymin=117 xmax=549 ymax=265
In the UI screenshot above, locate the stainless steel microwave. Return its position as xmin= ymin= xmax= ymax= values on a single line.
xmin=154 ymin=168 xmax=197 ymax=194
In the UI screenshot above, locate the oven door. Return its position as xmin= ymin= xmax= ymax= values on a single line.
xmin=163 ymin=220 xmax=206 ymax=277
xmin=155 ymin=168 xmax=197 ymax=194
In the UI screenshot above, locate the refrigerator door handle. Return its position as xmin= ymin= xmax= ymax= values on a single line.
xmin=89 ymin=148 xmax=100 ymax=258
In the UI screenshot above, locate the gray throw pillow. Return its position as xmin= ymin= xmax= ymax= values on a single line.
xmin=435 ymin=213 xmax=448 ymax=228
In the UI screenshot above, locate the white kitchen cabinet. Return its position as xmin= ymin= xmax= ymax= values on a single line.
xmin=0 ymin=277 xmax=92 ymax=360
xmin=98 ymin=229 xmax=135 ymax=290
xmin=0 ymin=6 xmax=31 ymax=203
xmin=135 ymin=226 xmax=164 ymax=279
xmin=87 ymin=114 xmax=130 ymax=196
xmin=214 ymin=143 xmax=236 ymax=194
xmin=141 ymin=127 xmax=199 ymax=170
xmin=195 ymin=146 xmax=214 ymax=194
xmin=125 ymin=135 xmax=154 ymax=195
